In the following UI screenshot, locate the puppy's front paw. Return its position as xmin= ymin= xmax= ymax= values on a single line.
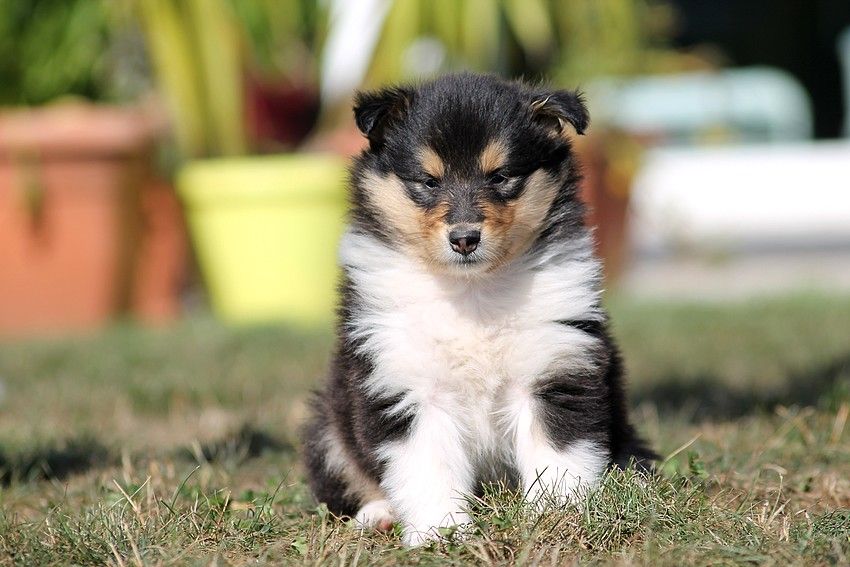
xmin=354 ymin=499 xmax=395 ymax=532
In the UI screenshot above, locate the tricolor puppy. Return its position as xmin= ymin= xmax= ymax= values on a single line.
xmin=303 ymin=73 xmax=655 ymax=546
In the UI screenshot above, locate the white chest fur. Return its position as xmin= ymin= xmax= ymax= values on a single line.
xmin=340 ymin=229 xmax=610 ymax=544
xmin=340 ymin=230 xmax=603 ymax=453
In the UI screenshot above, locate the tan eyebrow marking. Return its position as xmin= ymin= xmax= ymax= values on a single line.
xmin=479 ymin=139 xmax=509 ymax=173
xmin=419 ymin=147 xmax=445 ymax=179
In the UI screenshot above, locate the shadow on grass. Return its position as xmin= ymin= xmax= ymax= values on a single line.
xmin=177 ymin=425 xmax=294 ymax=465
xmin=633 ymin=352 xmax=850 ymax=421
xmin=0 ymin=426 xmax=293 ymax=485
xmin=0 ymin=437 xmax=111 ymax=485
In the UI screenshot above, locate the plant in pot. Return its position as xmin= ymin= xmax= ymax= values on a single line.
xmin=0 ymin=0 xmax=185 ymax=337
xmin=229 ymin=0 xmax=324 ymax=151
xmin=139 ymin=0 xmax=347 ymax=328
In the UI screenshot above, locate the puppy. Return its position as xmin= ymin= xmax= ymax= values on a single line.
xmin=303 ymin=73 xmax=655 ymax=545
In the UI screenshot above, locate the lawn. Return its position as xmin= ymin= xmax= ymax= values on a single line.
xmin=0 ymin=293 xmax=848 ymax=565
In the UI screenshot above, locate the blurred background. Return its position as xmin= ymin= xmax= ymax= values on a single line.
xmin=3 ymin=6 xmax=850 ymax=560
xmin=2 ymin=0 xmax=850 ymax=337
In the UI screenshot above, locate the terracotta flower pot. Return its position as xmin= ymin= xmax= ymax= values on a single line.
xmin=575 ymin=131 xmax=644 ymax=284
xmin=0 ymin=102 xmax=161 ymax=337
xmin=132 ymin=178 xmax=188 ymax=325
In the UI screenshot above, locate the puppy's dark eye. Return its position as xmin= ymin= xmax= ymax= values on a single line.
xmin=423 ymin=178 xmax=440 ymax=190
xmin=488 ymin=173 xmax=508 ymax=186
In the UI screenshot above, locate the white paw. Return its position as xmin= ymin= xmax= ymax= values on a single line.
xmin=354 ymin=499 xmax=395 ymax=532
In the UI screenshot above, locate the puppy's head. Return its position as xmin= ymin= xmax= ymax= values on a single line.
xmin=351 ymin=73 xmax=588 ymax=275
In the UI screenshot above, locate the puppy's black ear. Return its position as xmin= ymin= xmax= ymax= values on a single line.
xmin=530 ymin=90 xmax=589 ymax=136
xmin=353 ymin=87 xmax=413 ymax=149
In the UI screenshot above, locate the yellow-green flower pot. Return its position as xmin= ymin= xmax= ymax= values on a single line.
xmin=178 ymin=154 xmax=348 ymax=327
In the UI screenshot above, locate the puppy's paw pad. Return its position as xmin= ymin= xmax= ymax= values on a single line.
xmin=354 ymin=499 xmax=394 ymax=532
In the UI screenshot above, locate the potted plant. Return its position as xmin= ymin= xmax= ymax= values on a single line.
xmin=0 ymin=0 xmax=185 ymax=336
xmin=140 ymin=0 xmax=347 ymax=327
xmin=229 ymin=0 xmax=324 ymax=151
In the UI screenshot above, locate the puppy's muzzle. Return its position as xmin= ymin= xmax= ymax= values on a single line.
xmin=448 ymin=228 xmax=480 ymax=256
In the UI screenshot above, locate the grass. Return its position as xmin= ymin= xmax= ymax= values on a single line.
xmin=0 ymin=293 xmax=848 ymax=565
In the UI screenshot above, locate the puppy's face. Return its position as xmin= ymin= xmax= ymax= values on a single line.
xmin=352 ymin=74 xmax=588 ymax=275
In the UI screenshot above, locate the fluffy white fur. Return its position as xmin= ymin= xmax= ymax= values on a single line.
xmin=340 ymin=228 xmax=609 ymax=545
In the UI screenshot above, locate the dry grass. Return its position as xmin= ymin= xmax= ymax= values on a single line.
xmin=0 ymin=293 xmax=848 ymax=565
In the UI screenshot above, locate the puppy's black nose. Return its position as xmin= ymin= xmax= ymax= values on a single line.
xmin=449 ymin=229 xmax=480 ymax=256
